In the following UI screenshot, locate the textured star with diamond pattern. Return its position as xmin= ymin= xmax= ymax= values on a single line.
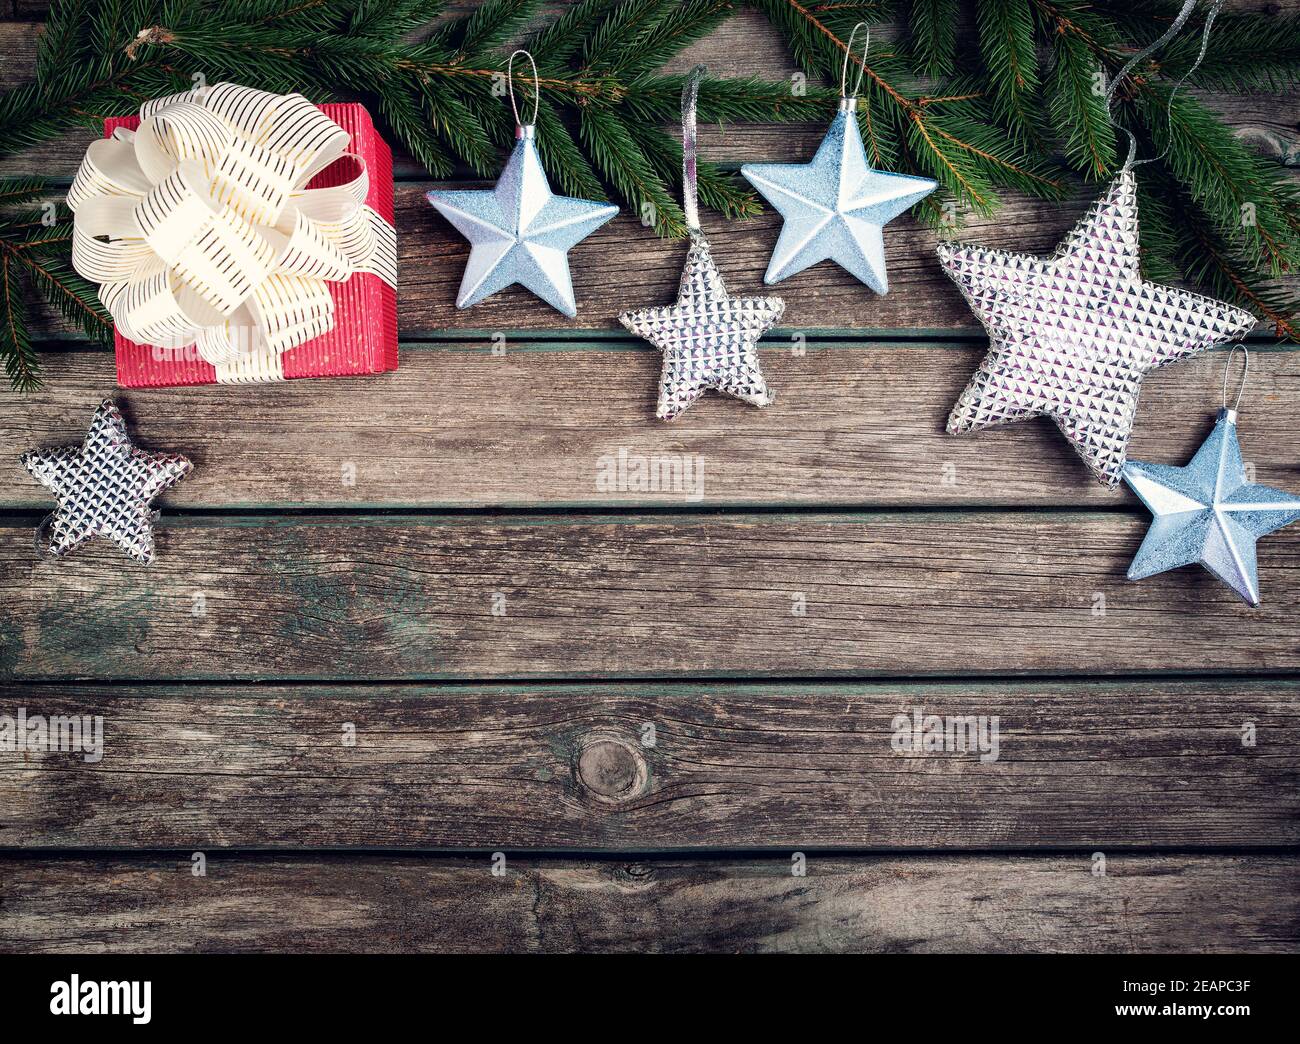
xmin=619 ymin=233 xmax=784 ymax=421
xmin=22 ymin=400 xmax=191 ymax=564
xmin=939 ymin=169 xmax=1256 ymax=486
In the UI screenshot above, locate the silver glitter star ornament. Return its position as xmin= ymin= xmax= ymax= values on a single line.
xmin=22 ymin=400 xmax=192 ymax=564
xmin=741 ymin=66 xmax=936 ymax=290
xmin=940 ymin=168 xmax=1255 ymax=485
xmin=1122 ymin=352 xmax=1300 ymax=606
xmin=621 ymin=233 xmax=783 ymax=419
xmin=426 ymin=52 xmax=617 ymax=317
xmin=619 ymin=66 xmax=784 ymax=420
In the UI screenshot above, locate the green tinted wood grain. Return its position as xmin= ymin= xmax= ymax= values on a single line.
xmin=1 ymin=513 xmax=1297 ymax=681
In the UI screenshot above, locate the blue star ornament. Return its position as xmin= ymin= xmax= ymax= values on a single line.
xmin=740 ymin=100 xmax=936 ymax=291
xmin=1122 ymin=408 xmax=1300 ymax=606
xmin=427 ymin=126 xmax=617 ymax=317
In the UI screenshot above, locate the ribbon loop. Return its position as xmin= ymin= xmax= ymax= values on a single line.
xmin=681 ymin=65 xmax=705 ymax=234
xmin=68 ymin=83 xmax=397 ymax=371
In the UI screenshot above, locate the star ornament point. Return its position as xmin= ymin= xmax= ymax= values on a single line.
xmin=1122 ymin=409 xmax=1300 ymax=606
xmin=427 ymin=129 xmax=618 ymax=318
xmin=22 ymin=400 xmax=192 ymax=564
xmin=741 ymin=106 xmax=936 ymax=292
xmin=939 ymin=169 xmax=1256 ymax=485
xmin=619 ymin=234 xmax=783 ymax=421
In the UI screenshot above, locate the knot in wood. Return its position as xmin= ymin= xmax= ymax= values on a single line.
xmin=575 ymin=734 xmax=647 ymax=803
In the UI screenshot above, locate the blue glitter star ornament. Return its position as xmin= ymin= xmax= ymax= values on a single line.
xmin=741 ymin=98 xmax=936 ymax=291
xmin=426 ymin=124 xmax=617 ymax=317
xmin=1122 ymin=407 xmax=1300 ymax=606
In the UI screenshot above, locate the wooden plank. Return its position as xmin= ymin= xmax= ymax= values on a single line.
xmin=1 ymin=852 xmax=1294 ymax=952
xmin=19 ymin=176 xmax=1293 ymax=335
xmin=394 ymin=182 xmax=1224 ymax=334
xmin=1 ymin=680 xmax=1296 ymax=848
xmin=4 ymin=343 xmax=1297 ymax=510
xmin=1 ymin=513 xmax=1298 ymax=681
xmin=378 ymin=176 xmax=1300 ymax=333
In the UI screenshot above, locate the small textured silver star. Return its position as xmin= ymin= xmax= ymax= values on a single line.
xmin=1123 ymin=408 xmax=1300 ymax=606
xmin=940 ymin=169 xmax=1256 ymax=486
xmin=619 ymin=233 xmax=784 ymax=420
xmin=741 ymin=101 xmax=936 ymax=291
xmin=22 ymin=400 xmax=191 ymax=564
xmin=426 ymin=126 xmax=618 ymax=317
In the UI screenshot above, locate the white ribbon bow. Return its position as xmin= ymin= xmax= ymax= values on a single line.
xmin=67 ymin=82 xmax=397 ymax=370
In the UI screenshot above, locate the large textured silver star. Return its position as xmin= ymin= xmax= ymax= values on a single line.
xmin=741 ymin=102 xmax=936 ymax=291
xmin=427 ymin=127 xmax=617 ymax=317
xmin=1123 ymin=407 xmax=1300 ymax=606
xmin=940 ymin=169 xmax=1256 ymax=486
xmin=22 ymin=400 xmax=191 ymax=564
xmin=619 ymin=233 xmax=784 ymax=420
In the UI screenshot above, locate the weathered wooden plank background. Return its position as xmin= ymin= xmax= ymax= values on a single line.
xmin=2 ymin=681 xmax=1297 ymax=849
xmin=5 ymin=854 xmax=1296 ymax=954
xmin=0 ymin=0 xmax=1297 ymax=953
xmin=4 ymin=344 xmax=1298 ymax=508
xmin=2 ymin=514 xmax=1299 ymax=680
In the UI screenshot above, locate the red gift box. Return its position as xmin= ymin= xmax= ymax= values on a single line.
xmin=105 ymin=103 xmax=398 ymax=387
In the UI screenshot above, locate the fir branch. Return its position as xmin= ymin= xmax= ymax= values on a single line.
xmin=579 ymin=104 xmax=685 ymax=237
xmin=624 ymin=76 xmax=833 ymax=126
xmin=1148 ymin=167 xmax=1299 ymax=339
xmin=0 ymin=177 xmax=110 ymax=389
xmin=1101 ymin=0 xmax=1300 ymax=93
xmin=422 ymin=79 xmax=500 ymax=176
xmin=533 ymin=100 xmax=607 ymax=202
xmin=529 ymin=0 xmax=624 ymax=72
xmin=1045 ymin=23 xmax=1117 ymax=176
xmin=15 ymin=250 xmax=114 ymax=344
xmin=618 ymin=0 xmax=739 ymax=78
xmin=458 ymin=0 xmax=540 ymax=55
xmin=344 ymin=1 xmax=451 ymax=40
xmin=626 ymin=120 xmax=762 ymax=222
xmin=909 ymin=0 xmax=958 ymax=77
xmin=434 ymin=0 xmax=540 ymax=56
xmin=581 ymin=0 xmax=669 ymax=73
xmin=0 ymin=254 xmax=39 ymax=393
xmin=0 ymin=178 xmax=51 ymax=208
xmin=375 ymin=79 xmax=454 ymax=177
xmin=1133 ymin=87 xmax=1299 ymax=276
xmin=976 ymin=0 xmax=1041 ymax=146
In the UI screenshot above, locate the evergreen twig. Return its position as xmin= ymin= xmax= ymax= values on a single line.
xmin=0 ymin=0 xmax=1294 ymax=388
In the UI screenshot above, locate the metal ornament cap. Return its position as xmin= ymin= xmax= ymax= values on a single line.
xmin=21 ymin=399 xmax=192 ymax=565
xmin=1122 ymin=407 xmax=1300 ymax=606
xmin=426 ymin=130 xmax=618 ymax=318
xmin=740 ymin=106 xmax=936 ymax=292
xmin=938 ymin=170 xmax=1256 ymax=486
